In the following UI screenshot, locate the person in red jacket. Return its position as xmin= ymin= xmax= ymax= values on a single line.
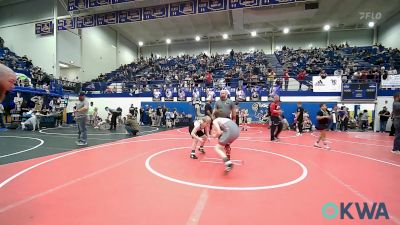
xmin=297 ymin=69 xmax=307 ymax=91
xmin=205 ymin=71 xmax=213 ymax=87
xmin=283 ymin=68 xmax=290 ymax=91
xmin=269 ymin=95 xmax=283 ymax=141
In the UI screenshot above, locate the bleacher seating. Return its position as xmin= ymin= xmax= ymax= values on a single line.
xmin=0 ymin=42 xmax=65 ymax=96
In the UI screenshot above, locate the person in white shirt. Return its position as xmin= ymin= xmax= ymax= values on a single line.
xmin=188 ymin=116 xmax=212 ymax=159
xmin=13 ymin=92 xmax=23 ymax=112
xmin=334 ymin=68 xmax=343 ymax=76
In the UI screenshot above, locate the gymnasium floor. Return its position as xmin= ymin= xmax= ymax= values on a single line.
xmin=0 ymin=125 xmax=399 ymax=225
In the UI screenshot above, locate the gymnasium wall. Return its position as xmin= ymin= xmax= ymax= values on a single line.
xmin=57 ymin=26 xmax=138 ymax=82
xmin=379 ymin=12 xmax=400 ymax=49
xmin=0 ymin=0 xmax=56 ymax=75
xmin=57 ymin=30 xmax=82 ymax=68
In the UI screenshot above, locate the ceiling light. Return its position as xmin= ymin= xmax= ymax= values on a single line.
xmin=283 ymin=27 xmax=290 ymax=34
xmin=166 ymin=39 xmax=171 ymax=44
xmin=251 ymin=31 xmax=257 ymax=37
xmin=323 ymin=24 xmax=330 ymax=31
xmin=195 ymin=36 xmax=201 ymax=41
xmin=368 ymin=21 xmax=375 ymax=28
xmin=222 ymin=34 xmax=228 ymax=39
xmin=138 ymin=41 xmax=144 ymax=47
xmin=59 ymin=63 xmax=69 ymax=68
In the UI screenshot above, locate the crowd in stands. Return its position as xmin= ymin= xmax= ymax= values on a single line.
xmin=3 ymin=33 xmax=400 ymax=96
xmin=84 ymin=50 xmax=281 ymax=94
xmin=85 ymin=43 xmax=400 ymax=94
xmin=276 ymin=43 xmax=400 ymax=90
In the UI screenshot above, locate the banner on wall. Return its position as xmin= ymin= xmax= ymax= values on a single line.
xmin=229 ymin=0 xmax=259 ymax=9
xmin=261 ymin=0 xmax=295 ymax=5
xmin=198 ymin=0 xmax=227 ymax=13
xmin=57 ymin=18 xmax=76 ymax=30
xmin=97 ymin=12 xmax=118 ymax=25
xmin=192 ymin=87 xmax=201 ymax=102
xmin=89 ymin=0 xmax=111 ymax=8
xmin=312 ymin=76 xmax=342 ymax=92
xmin=381 ymin=74 xmax=400 ymax=88
xmin=63 ymin=0 xmax=301 ymax=29
xmin=235 ymin=88 xmax=246 ymax=102
xmin=112 ymin=0 xmax=135 ymax=3
xmin=35 ymin=21 xmax=54 ymax=35
xmin=237 ymin=102 xmax=269 ymax=123
xmin=143 ymin=5 xmax=169 ymax=20
xmin=152 ymin=88 xmax=162 ymax=101
xmin=118 ymin=8 xmax=142 ymax=23
xmin=76 ymin=15 xmax=96 ymax=28
xmin=68 ymin=0 xmax=87 ymax=11
xmin=342 ymin=83 xmax=377 ymax=101
xmin=165 ymin=88 xmax=174 ymax=101
xmin=170 ymin=1 xmax=197 ymax=17
xmin=178 ymin=88 xmax=187 ymax=101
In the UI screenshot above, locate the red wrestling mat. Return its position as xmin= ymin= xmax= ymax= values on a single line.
xmin=0 ymin=127 xmax=399 ymax=225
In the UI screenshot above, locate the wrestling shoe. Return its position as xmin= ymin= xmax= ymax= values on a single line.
xmin=224 ymin=161 xmax=234 ymax=172
xmin=198 ymin=147 xmax=206 ymax=154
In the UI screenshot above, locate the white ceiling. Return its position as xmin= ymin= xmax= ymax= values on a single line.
xmin=108 ymin=0 xmax=400 ymax=45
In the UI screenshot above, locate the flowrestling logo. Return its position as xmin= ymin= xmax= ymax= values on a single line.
xmin=322 ymin=202 xmax=389 ymax=220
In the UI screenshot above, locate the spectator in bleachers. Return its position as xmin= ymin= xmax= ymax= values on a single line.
xmin=319 ymin=70 xmax=327 ymax=79
xmin=283 ymin=68 xmax=290 ymax=91
xmin=230 ymin=49 xmax=234 ymax=59
xmin=334 ymin=68 xmax=343 ymax=76
xmin=297 ymin=69 xmax=307 ymax=91
xmin=267 ymin=68 xmax=276 ymax=89
xmin=205 ymin=71 xmax=213 ymax=87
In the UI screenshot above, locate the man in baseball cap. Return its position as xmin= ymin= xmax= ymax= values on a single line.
xmin=75 ymin=91 xmax=89 ymax=146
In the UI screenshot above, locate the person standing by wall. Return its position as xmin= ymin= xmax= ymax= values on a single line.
xmin=205 ymin=99 xmax=213 ymax=118
xmin=156 ymin=105 xmax=163 ymax=127
xmin=295 ymin=102 xmax=304 ymax=136
xmin=269 ymin=95 xmax=283 ymax=141
xmin=88 ymin=102 xmax=95 ymax=125
xmin=75 ymin=92 xmax=89 ymax=146
xmin=378 ymin=106 xmax=390 ymax=133
xmin=330 ymin=106 xmax=338 ymax=131
xmin=283 ymin=68 xmax=290 ymax=91
xmin=360 ymin=110 xmax=369 ymax=131
xmin=392 ymin=93 xmax=400 ymax=154
xmin=213 ymin=90 xmax=236 ymax=121
xmin=139 ymin=107 xmax=145 ymax=125
xmin=314 ymin=103 xmax=331 ymax=149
